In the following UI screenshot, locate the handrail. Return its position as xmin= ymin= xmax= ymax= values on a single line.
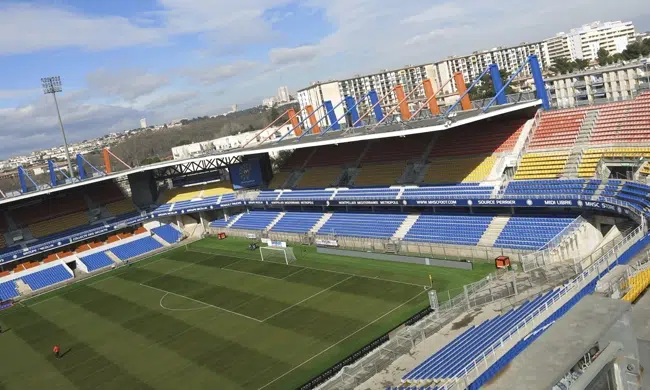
xmin=436 ymin=224 xmax=646 ymax=389
xmin=520 ymin=216 xmax=586 ymax=272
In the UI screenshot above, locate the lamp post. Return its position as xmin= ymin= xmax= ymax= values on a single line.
xmin=41 ymin=76 xmax=74 ymax=181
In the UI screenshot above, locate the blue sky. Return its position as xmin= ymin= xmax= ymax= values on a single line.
xmin=0 ymin=0 xmax=648 ymax=158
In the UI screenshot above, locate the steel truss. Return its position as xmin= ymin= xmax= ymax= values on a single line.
xmin=152 ymin=156 xmax=242 ymax=180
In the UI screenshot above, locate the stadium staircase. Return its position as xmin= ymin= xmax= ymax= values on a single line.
xmin=477 ymin=215 xmax=510 ymax=246
xmin=562 ymin=109 xmax=599 ymax=178
xmin=284 ymin=170 xmax=305 ymax=188
xmin=393 ymin=215 xmax=420 ymax=239
xmin=105 ymin=251 xmax=122 ymax=264
xmin=310 ymin=213 xmax=332 ymax=233
xmin=226 ymin=213 xmax=244 ymax=227
xmin=151 ymin=234 xmax=170 ymax=246
xmin=265 ymin=212 xmax=286 ymax=231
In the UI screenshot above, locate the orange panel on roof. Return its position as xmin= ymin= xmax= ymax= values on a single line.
xmin=453 ymin=72 xmax=472 ymax=111
xmin=394 ymin=85 xmax=411 ymax=121
xmin=422 ymin=79 xmax=440 ymax=115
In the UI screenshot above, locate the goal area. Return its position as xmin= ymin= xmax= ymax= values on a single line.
xmin=259 ymin=246 xmax=297 ymax=265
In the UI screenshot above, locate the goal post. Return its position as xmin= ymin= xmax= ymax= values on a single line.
xmin=260 ymin=246 xmax=297 ymax=265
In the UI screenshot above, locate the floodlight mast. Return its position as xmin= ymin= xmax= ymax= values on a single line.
xmin=41 ymin=76 xmax=74 ymax=181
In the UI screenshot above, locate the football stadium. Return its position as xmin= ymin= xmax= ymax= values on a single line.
xmin=2 ymin=55 xmax=650 ymax=390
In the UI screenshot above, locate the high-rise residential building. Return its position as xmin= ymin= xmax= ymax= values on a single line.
xmin=430 ymin=42 xmax=551 ymax=96
xmin=231 ymin=104 xmax=238 ymax=113
xmin=296 ymin=81 xmax=346 ymax=127
xmin=545 ymin=21 xmax=635 ymax=63
xmin=277 ymin=86 xmax=290 ymax=103
xmin=545 ymin=60 xmax=650 ymax=108
xmin=139 ymin=118 xmax=147 ymax=129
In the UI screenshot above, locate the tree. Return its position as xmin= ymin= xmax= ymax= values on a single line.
xmin=574 ymin=59 xmax=590 ymax=71
xmin=176 ymin=140 xmax=191 ymax=146
xmin=597 ymin=48 xmax=611 ymax=66
xmin=550 ymin=57 xmax=575 ymax=75
xmin=268 ymin=106 xmax=281 ymax=122
xmin=469 ymin=69 xmax=514 ymax=100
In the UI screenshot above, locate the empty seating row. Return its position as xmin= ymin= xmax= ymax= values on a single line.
xmin=295 ymin=167 xmax=343 ymax=188
xmin=151 ymin=224 xmax=183 ymax=244
xmin=353 ymin=163 xmax=407 ymax=186
xmin=20 ymin=265 xmax=73 ymax=291
xmin=578 ymin=147 xmax=650 ymax=178
xmin=110 ymin=237 xmax=164 ymax=261
xmin=514 ymin=151 xmax=569 ymax=180
xmin=422 ymin=155 xmax=496 ymax=183
xmin=494 ymin=216 xmax=575 ymax=250
xmin=79 ymin=252 xmax=115 ymax=272
xmin=230 ymin=211 xmax=281 ymax=230
xmin=271 ymin=212 xmax=323 ymax=233
xmin=404 ymin=215 xmax=493 ymax=246
xmin=317 ymin=213 xmax=406 ymax=239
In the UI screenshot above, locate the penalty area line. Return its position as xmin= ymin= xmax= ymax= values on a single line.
xmin=257 ymin=289 xmax=428 ymax=390
xmin=139 ymin=283 xmax=263 ymax=323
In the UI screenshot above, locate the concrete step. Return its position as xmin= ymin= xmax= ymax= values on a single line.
xmin=311 ymin=213 xmax=333 ymax=233
xmin=226 ymin=213 xmax=244 ymax=228
xmin=106 ymin=251 xmax=122 ymax=264
xmin=266 ymin=212 xmax=286 ymax=231
xmin=477 ymin=215 xmax=510 ymax=247
xmin=151 ymin=234 xmax=170 ymax=247
xmin=393 ymin=214 xmax=420 ymax=240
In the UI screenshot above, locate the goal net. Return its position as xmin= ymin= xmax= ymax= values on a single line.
xmin=260 ymin=247 xmax=297 ymax=265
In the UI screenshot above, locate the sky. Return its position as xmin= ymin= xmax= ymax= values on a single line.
xmin=0 ymin=0 xmax=649 ymax=159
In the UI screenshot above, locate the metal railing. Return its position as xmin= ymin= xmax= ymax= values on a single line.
xmin=520 ymin=216 xmax=586 ymax=272
xmin=436 ymin=224 xmax=647 ymax=389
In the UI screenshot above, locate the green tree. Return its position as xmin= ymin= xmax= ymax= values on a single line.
xmin=597 ymin=48 xmax=611 ymax=66
xmin=573 ymin=59 xmax=590 ymax=71
xmin=469 ymin=69 xmax=514 ymax=100
xmin=268 ymin=106 xmax=280 ymax=122
xmin=176 ymin=139 xmax=191 ymax=146
xmin=550 ymin=57 xmax=575 ymax=74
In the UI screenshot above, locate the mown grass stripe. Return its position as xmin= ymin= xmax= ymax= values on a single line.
xmin=3 ymin=305 xmax=156 ymax=390
xmin=60 ymin=285 xmax=299 ymax=388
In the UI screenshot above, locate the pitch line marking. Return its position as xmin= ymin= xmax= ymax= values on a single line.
xmin=185 ymin=248 xmax=427 ymax=287
xmin=261 ymin=275 xmax=354 ymax=322
xmin=158 ymin=292 xmax=210 ymax=312
xmin=139 ymin=283 xmax=263 ymax=322
xmin=257 ymin=289 xmax=428 ymax=390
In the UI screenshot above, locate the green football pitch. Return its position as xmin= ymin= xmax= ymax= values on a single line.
xmin=0 ymin=237 xmax=492 ymax=390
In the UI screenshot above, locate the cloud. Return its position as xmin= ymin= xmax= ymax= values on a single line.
xmin=401 ymin=3 xmax=468 ymax=24
xmin=86 ymin=69 xmax=169 ymax=101
xmin=182 ymin=61 xmax=257 ymax=85
xmin=145 ymin=91 xmax=200 ymax=110
xmin=0 ymin=88 xmax=40 ymax=101
xmin=269 ymin=45 xmax=319 ymax=65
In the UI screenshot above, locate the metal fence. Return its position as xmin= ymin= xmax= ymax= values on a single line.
xmin=521 ymin=216 xmax=587 ymax=272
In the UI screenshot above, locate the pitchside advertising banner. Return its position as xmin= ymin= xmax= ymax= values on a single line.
xmin=151 ymin=197 xmax=637 ymax=218
xmin=229 ymin=160 xmax=263 ymax=189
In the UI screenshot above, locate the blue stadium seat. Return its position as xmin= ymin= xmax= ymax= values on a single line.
xmin=317 ymin=213 xmax=406 ymax=238
xmin=280 ymin=190 xmax=334 ymax=200
xmin=20 ymin=265 xmax=73 ymax=291
xmin=230 ymin=211 xmax=281 ymax=230
xmin=0 ymin=280 xmax=18 ymax=301
xmin=79 ymin=252 xmax=114 ymax=272
xmin=151 ymin=224 xmax=183 ymax=244
xmin=494 ymin=216 xmax=575 ymax=250
xmin=110 ymin=237 xmax=164 ymax=261
xmin=403 ymin=214 xmax=493 ymax=245
xmin=271 ymin=212 xmax=323 ymax=233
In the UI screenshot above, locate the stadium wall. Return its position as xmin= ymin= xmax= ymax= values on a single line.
xmin=316 ymin=248 xmax=474 ymax=270
xmin=128 ymin=171 xmax=157 ymax=207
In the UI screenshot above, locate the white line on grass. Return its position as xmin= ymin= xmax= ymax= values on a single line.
xmin=158 ymin=292 xmax=211 ymax=312
xmin=261 ymin=276 xmax=353 ymax=322
xmin=257 ymin=290 xmax=428 ymax=390
xmin=281 ymin=267 xmax=306 ymax=280
xmin=139 ymin=282 xmax=263 ymax=322
xmin=185 ymin=248 xmax=427 ymax=288
xmin=219 ymin=266 xmax=285 ymax=281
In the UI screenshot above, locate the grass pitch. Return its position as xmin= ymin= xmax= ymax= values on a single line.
xmin=0 ymin=237 xmax=492 ymax=390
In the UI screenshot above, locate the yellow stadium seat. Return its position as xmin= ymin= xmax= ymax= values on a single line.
xmin=268 ymin=170 xmax=291 ymax=189
xmin=353 ymin=163 xmax=406 ymax=186
xmin=578 ymin=148 xmax=650 ymax=178
xmin=295 ymin=167 xmax=344 ymax=188
xmin=29 ymin=212 xmax=89 ymax=238
xmin=514 ymin=151 xmax=569 ymax=180
xmin=422 ymin=155 xmax=496 ymax=184
xmin=104 ymin=199 xmax=136 ymax=216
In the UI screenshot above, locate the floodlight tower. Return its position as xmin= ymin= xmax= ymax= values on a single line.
xmin=41 ymin=76 xmax=74 ymax=180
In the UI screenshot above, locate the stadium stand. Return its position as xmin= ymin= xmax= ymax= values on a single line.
xmin=209 ymin=217 xmax=233 ymax=229
xmin=578 ymin=147 xmax=650 ymax=178
xmin=79 ymin=252 xmax=114 ymax=272
xmin=110 ymin=237 xmax=164 ymax=261
xmin=280 ymin=189 xmax=334 ymax=200
xmin=514 ymin=151 xmax=570 ymax=179
xmin=295 ymin=166 xmax=343 ymax=188
xmin=334 ymin=188 xmax=400 ymax=199
xmin=422 ymin=155 xmax=496 ymax=183
xmin=20 ymin=265 xmax=72 ymax=291
xmin=151 ymin=224 xmax=183 ymax=244
xmin=403 ymin=214 xmax=493 ymax=245
xmin=104 ymin=198 xmax=137 ymax=216
xmin=317 ymin=213 xmax=406 ymax=238
xmin=267 ymin=170 xmax=291 ymax=189
xmin=494 ymin=216 xmax=575 ymax=250
xmin=527 ymin=108 xmax=587 ymax=149
xmin=402 ymin=184 xmax=493 ymax=198
xmin=85 ymin=181 xmax=126 ymax=205
xmin=402 ymin=287 xmax=565 ymax=383
xmin=0 ymin=280 xmax=18 ymax=301
xmin=588 ymin=92 xmax=650 ymax=144
xmin=230 ymin=211 xmax=281 ymax=230
xmin=28 ymin=211 xmax=89 ymax=238
xmin=362 ymin=134 xmax=433 ymax=163
xmin=622 ymin=267 xmax=650 ymax=302
xmin=270 ymin=212 xmax=323 ymax=233
xmin=354 ymin=162 xmax=407 ymax=186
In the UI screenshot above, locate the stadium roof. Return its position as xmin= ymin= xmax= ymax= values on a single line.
xmin=0 ymin=99 xmax=540 ymax=207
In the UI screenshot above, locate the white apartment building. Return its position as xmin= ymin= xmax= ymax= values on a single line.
xmin=277 ymin=86 xmax=290 ymax=103
xmin=296 ymin=80 xmax=347 ymax=127
xmin=546 ymin=21 xmax=635 ymax=63
xmin=431 ymin=42 xmax=551 ymax=96
xmin=546 ymin=61 xmax=650 ymax=108
xmin=140 ymin=118 xmax=147 ymax=129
